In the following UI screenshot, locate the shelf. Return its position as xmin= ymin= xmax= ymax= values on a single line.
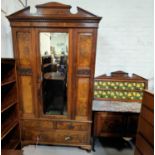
xmin=1 ymin=79 xmax=16 ymax=87
xmin=1 ymin=120 xmax=18 ymax=140
xmin=1 ymin=58 xmax=20 ymax=150
xmin=2 ymin=85 xmax=17 ymax=113
xmin=2 ymin=83 xmax=17 ymax=101
xmin=1 ymin=101 xmax=17 ymax=113
xmin=6 ymin=139 xmax=20 ymax=149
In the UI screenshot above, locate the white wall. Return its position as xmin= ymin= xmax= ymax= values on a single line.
xmin=1 ymin=0 xmax=154 ymax=89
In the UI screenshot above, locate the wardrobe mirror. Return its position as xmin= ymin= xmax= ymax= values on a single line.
xmin=40 ymin=32 xmax=68 ymax=115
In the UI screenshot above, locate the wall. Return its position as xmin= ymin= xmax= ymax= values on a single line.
xmin=1 ymin=0 xmax=154 ymax=89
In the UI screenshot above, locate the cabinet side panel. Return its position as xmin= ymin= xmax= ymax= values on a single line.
xmin=75 ymin=29 xmax=96 ymax=121
xmin=19 ymin=76 xmax=34 ymax=116
xmin=77 ymin=33 xmax=92 ymax=69
xmin=76 ymin=78 xmax=90 ymax=119
xmin=17 ymin=32 xmax=32 ymax=67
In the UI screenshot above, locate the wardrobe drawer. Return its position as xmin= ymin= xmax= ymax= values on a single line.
xmin=22 ymin=128 xmax=89 ymax=145
xmin=56 ymin=121 xmax=89 ymax=131
xmin=55 ymin=131 xmax=89 ymax=144
xmin=22 ymin=120 xmax=54 ymax=130
xmin=21 ymin=129 xmax=55 ymax=142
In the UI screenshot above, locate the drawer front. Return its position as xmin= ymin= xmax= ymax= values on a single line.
xmin=21 ymin=129 xmax=55 ymax=142
xmin=22 ymin=120 xmax=54 ymax=130
xmin=138 ymin=117 xmax=154 ymax=145
xmin=55 ymin=131 xmax=89 ymax=144
xmin=95 ymin=112 xmax=125 ymax=136
xmin=22 ymin=128 xmax=89 ymax=145
xmin=56 ymin=121 xmax=89 ymax=131
xmin=141 ymin=106 xmax=153 ymax=126
xmin=136 ymin=134 xmax=153 ymax=155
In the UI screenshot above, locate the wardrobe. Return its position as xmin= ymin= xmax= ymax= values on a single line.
xmin=7 ymin=2 xmax=101 ymax=150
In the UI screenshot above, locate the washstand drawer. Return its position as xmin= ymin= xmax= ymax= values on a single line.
xmin=22 ymin=120 xmax=54 ymax=130
xmin=55 ymin=121 xmax=89 ymax=131
xmin=55 ymin=131 xmax=89 ymax=144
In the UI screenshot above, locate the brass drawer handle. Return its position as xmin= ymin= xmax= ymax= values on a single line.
xmin=65 ymin=136 xmax=71 ymax=141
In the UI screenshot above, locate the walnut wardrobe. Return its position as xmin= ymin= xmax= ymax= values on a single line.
xmin=7 ymin=2 xmax=101 ymax=150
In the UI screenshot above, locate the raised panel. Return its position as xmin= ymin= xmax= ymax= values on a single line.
xmin=22 ymin=120 xmax=54 ymax=130
xmin=17 ymin=32 xmax=32 ymax=67
xmin=76 ymin=78 xmax=90 ymax=118
xmin=95 ymin=112 xmax=124 ymax=136
xmin=77 ymin=33 xmax=93 ymax=69
xmin=19 ymin=76 xmax=34 ymax=115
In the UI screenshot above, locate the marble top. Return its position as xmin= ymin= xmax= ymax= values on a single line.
xmin=92 ymin=100 xmax=141 ymax=113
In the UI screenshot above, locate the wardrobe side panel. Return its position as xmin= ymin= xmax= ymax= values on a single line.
xmin=12 ymin=29 xmax=36 ymax=118
xmin=75 ymin=29 xmax=97 ymax=121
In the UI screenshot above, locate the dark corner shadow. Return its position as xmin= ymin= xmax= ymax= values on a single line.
xmin=98 ymin=137 xmax=135 ymax=151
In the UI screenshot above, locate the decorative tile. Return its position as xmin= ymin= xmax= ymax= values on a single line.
xmin=94 ymin=81 xmax=145 ymax=101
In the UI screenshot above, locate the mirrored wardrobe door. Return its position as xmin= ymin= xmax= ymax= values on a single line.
xmin=39 ymin=31 xmax=69 ymax=116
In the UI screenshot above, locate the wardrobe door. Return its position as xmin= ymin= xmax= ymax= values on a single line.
xmin=12 ymin=28 xmax=37 ymax=118
xmin=74 ymin=29 xmax=97 ymax=121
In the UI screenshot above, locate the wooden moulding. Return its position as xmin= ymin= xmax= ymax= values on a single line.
xmin=7 ymin=2 xmax=102 ymax=28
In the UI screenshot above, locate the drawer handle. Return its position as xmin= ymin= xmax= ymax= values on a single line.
xmin=65 ymin=136 xmax=71 ymax=141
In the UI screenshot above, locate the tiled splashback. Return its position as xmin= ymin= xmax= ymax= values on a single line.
xmin=93 ymin=71 xmax=148 ymax=102
xmin=94 ymin=81 xmax=144 ymax=101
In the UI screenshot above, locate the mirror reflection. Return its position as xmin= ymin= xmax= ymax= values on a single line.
xmin=40 ymin=32 xmax=68 ymax=115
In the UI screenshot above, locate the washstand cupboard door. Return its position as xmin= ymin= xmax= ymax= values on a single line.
xmin=12 ymin=28 xmax=37 ymax=118
xmin=74 ymin=29 xmax=97 ymax=121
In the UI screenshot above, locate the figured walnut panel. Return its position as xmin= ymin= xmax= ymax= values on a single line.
xmin=22 ymin=120 xmax=54 ymax=130
xmin=76 ymin=78 xmax=90 ymax=117
xmin=17 ymin=32 xmax=32 ymax=67
xmin=77 ymin=33 xmax=93 ymax=69
xmin=20 ymin=76 xmax=34 ymax=115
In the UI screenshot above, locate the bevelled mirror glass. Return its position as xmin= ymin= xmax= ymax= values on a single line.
xmin=40 ymin=32 xmax=68 ymax=115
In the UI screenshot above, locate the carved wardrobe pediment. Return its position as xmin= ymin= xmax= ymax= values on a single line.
xmin=7 ymin=2 xmax=101 ymax=28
